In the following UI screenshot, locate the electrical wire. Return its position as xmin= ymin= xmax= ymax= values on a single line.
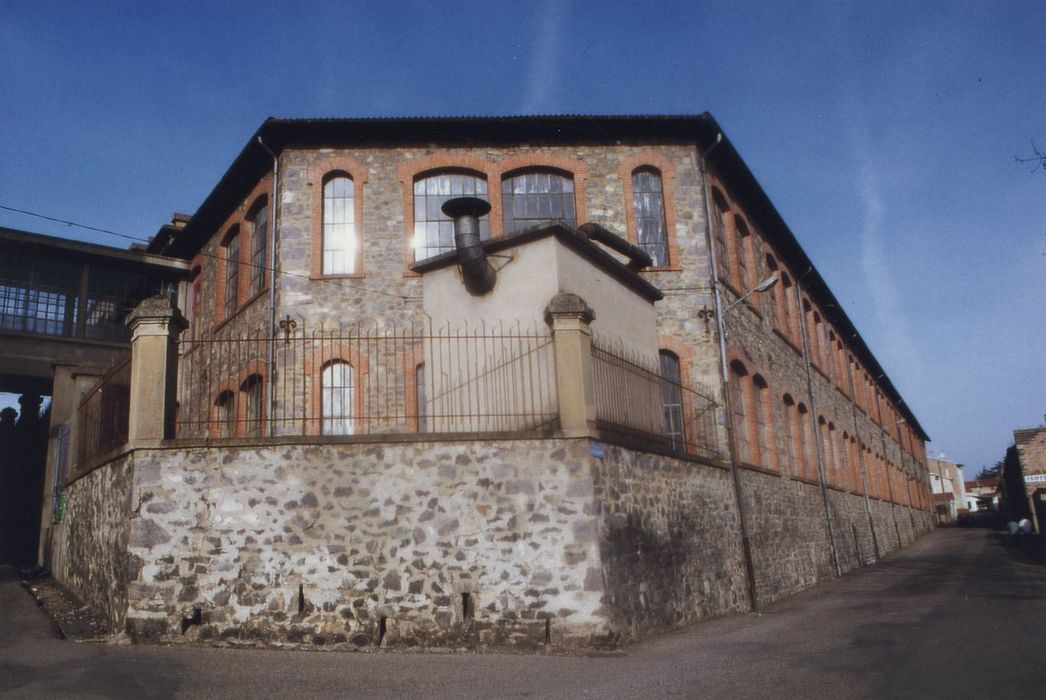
xmin=0 ymin=203 xmax=418 ymax=302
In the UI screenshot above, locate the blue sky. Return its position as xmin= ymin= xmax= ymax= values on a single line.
xmin=1 ymin=1 xmax=1043 ymax=476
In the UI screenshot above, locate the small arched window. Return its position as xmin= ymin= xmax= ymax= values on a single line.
xmin=222 ymin=225 xmax=241 ymax=317
xmin=323 ymin=174 xmax=357 ymax=274
xmin=215 ymin=389 xmax=235 ymax=438
xmin=781 ymin=394 xmax=797 ymax=475
xmin=632 ymin=168 xmax=668 ymax=267
xmin=797 ymin=402 xmax=815 ymax=480
xmin=413 ymin=170 xmax=488 ymax=261
xmin=321 ymin=360 xmax=355 ymax=435
xmin=501 ymin=169 xmax=575 ymax=234
xmin=247 ymin=196 xmax=269 ymax=297
xmin=659 ymin=350 xmax=683 ymax=448
xmin=241 ymin=374 xmax=264 ymax=437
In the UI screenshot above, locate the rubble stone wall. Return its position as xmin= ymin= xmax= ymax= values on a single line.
xmin=59 ymin=454 xmax=134 ymax=632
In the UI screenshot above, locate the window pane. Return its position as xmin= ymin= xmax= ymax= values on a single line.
xmin=633 ymin=170 xmax=668 ymax=267
xmin=412 ymin=171 xmax=489 ymax=261
xmin=323 ymin=177 xmax=356 ymax=274
xmin=322 ymin=361 xmax=355 ymax=435
xmin=502 ymin=171 xmax=576 ymax=234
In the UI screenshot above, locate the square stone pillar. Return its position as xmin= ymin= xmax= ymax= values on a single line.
xmin=545 ymin=293 xmax=597 ymax=438
xmin=126 ymin=296 xmax=187 ymax=446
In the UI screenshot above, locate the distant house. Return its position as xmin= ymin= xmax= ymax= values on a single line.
xmin=929 ymin=457 xmax=966 ymax=523
xmin=1010 ymin=420 xmax=1046 ymax=532
xmin=46 ymin=115 xmax=935 ymax=650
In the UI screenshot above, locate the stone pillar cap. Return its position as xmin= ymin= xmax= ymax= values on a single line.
xmin=544 ymin=293 xmax=595 ymax=325
xmin=126 ymin=295 xmax=188 ymax=330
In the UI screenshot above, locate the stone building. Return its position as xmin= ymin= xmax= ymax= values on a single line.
xmin=50 ymin=114 xmax=934 ymax=650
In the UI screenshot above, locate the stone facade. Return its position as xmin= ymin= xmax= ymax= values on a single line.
xmin=56 ymin=116 xmax=935 ymax=649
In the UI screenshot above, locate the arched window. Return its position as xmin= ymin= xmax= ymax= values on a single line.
xmin=241 ymin=374 xmax=263 ymax=437
xmin=323 ymin=174 xmax=357 ymax=275
xmin=413 ymin=170 xmax=488 ymax=261
xmin=797 ymin=402 xmax=815 ymax=480
xmin=711 ymin=188 xmax=730 ymax=280
xmin=189 ymin=265 xmax=202 ymax=343
xmin=818 ymin=416 xmax=831 ymax=483
xmin=501 ymin=169 xmax=575 ymax=234
xmin=321 ymin=360 xmax=355 ymax=435
xmin=780 ymin=394 xmax=796 ymax=475
xmin=221 ymin=225 xmax=240 ymax=317
xmin=215 ymin=389 xmax=235 ymax=438
xmin=733 ymin=216 xmax=752 ymax=291
xmin=632 ymin=168 xmax=668 ymax=267
xmin=729 ymin=360 xmax=751 ymax=464
xmin=659 ymin=350 xmax=684 ymax=448
xmin=415 ymin=362 xmax=427 ymax=433
xmin=752 ymin=374 xmax=775 ymax=470
xmin=247 ymin=196 xmax=269 ymax=297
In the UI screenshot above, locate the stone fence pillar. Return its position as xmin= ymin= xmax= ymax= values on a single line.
xmin=545 ymin=293 xmax=597 ymax=438
xmin=126 ymin=296 xmax=187 ymax=446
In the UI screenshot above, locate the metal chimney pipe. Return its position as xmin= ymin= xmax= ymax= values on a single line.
xmin=442 ymin=197 xmax=496 ymax=295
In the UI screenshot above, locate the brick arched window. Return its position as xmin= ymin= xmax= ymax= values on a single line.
xmin=246 ymin=195 xmax=269 ymax=298
xmin=732 ymin=215 xmax=754 ymax=292
xmin=631 ymin=168 xmax=669 ymax=267
xmin=797 ymin=402 xmax=816 ymax=481
xmin=659 ymin=349 xmax=684 ymax=448
xmin=413 ymin=169 xmax=489 ymax=261
xmin=780 ymin=394 xmax=797 ymax=475
xmin=214 ymin=389 xmax=235 ymax=438
xmin=710 ymin=188 xmax=730 ymax=281
xmin=729 ymin=360 xmax=751 ymax=464
xmin=501 ymin=168 xmax=576 ymax=234
xmin=818 ymin=416 xmax=831 ymax=483
xmin=220 ymin=225 xmax=241 ymax=321
xmin=322 ymin=174 xmax=357 ymax=275
xmin=752 ymin=374 xmax=775 ymax=470
xmin=321 ymin=359 xmax=355 ymax=435
xmin=241 ymin=373 xmax=264 ymax=438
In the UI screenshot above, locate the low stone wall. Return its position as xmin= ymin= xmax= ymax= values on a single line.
xmin=590 ymin=444 xmax=748 ymax=641
xmin=58 ymin=453 xmax=134 ymax=632
xmin=124 ymin=439 xmax=608 ymax=649
xmin=57 ymin=438 xmax=935 ymax=650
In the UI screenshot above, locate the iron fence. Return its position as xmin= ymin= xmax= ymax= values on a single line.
xmin=76 ymin=354 xmax=131 ymax=464
xmin=592 ymin=340 xmax=721 ymax=460
xmin=176 ymin=318 xmax=559 ymax=439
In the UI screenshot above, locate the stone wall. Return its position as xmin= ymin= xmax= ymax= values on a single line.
xmin=124 ymin=439 xmax=609 ymax=649
xmin=590 ymin=444 xmax=748 ymax=641
xmin=58 ymin=454 xmax=134 ymax=632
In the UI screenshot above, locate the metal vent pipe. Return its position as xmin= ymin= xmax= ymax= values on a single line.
xmin=442 ymin=197 xmax=496 ymax=295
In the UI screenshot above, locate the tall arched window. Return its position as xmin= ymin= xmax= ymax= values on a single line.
xmin=659 ymin=350 xmax=684 ymax=448
xmin=323 ymin=174 xmax=357 ymax=275
xmin=632 ymin=168 xmax=668 ymax=267
xmin=781 ymin=394 xmax=797 ymax=475
xmin=818 ymin=416 xmax=831 ymax=483
xmin=321 ymin=360 xmax=355 ymax=435
xmin=221 ymin=225 xmax=240 ymax=317
xmin=413 ymin=171 xmax=488 ymax=261
xmin=733 ymin=216 xmax=752 ymax=291
xmin=242 ymin=374 xmax=263 ymax=437
xmin=729 ymin=361 xmax=751 ymax=464
xmin=797 ymin=402 xmax=815 ymax=480
xmin=711 ymin=188 xmax=729 ymax=280
xmin=501 ymin=169 xmax=575 ymax=234
xmin=247 ymin=197 xmax=269 ymax=297
xmin=752 ymin=375 xmax=774 ymax=470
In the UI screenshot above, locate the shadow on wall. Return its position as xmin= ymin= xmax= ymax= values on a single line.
xmin=0 ymin=395 xmax=49 ymax=566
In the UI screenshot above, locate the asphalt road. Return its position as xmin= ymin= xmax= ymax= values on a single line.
xmin=1 ymin=527 xmax=1043 ymax=699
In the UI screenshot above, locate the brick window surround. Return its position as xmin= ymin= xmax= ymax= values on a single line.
xmin=397 ymin=152 xmax=586 ymax=273
xmin=304 ymin=345 xmax=370 ymax=436
xmin=212 ymin=177 xmax=273 ymax=326
xmin=309 ymin=155 xmax=369 ymax=279
xmin=620 ymin=153 xmax=680 ymax=271
xmin=208 ymin=360 xmax=267 ymax=438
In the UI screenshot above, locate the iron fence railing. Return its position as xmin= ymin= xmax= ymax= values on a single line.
xmin=76 ymin=354 xmax=131 ymax=464
xmin=176 ymin=319 xmax=559 ymax=439
xmin=592 ymin=341 xmax=721 ymax=460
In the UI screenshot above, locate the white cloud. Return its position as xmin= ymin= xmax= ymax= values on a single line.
xmin=520 ymin=0 xmax=569 ymax=114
